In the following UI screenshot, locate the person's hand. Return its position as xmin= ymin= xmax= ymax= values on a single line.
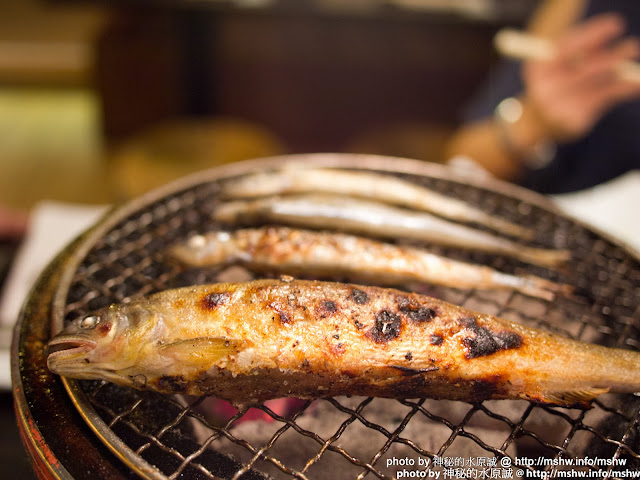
xmin=522 ymin=13 xmax=640 ymax=143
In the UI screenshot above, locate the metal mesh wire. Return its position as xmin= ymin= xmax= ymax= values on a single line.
xmin=55 ymin=163 xmax=640 ymax=480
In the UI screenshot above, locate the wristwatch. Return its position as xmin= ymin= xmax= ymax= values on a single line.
xmin=494 ymin=97 xmax=556 ymax=170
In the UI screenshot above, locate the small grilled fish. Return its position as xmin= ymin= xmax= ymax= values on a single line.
xmin=47 ymin=278 xmax=640 ymax=407
xmin=213 ymin=194 xmax=570 ymax=268
xmin=221 ymin=167 xmax=534 ymax=239
xmin=169 ymin=227 xmax=570 ymax=300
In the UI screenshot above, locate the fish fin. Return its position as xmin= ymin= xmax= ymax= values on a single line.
xmin=159 ymin=337 xmax=243 ymax=364
xmin=538 ymin=387 xmax=610 ymax=408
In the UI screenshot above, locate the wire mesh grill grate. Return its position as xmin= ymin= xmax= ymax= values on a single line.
xmin=52 ymin=158 xmax=640 ymax=479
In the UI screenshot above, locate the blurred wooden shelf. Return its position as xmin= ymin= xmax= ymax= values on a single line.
xmin=0 ymin=2 xmax=108 ymax=86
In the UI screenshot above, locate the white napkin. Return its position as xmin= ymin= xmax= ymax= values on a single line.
xmin=552 ymin=170 xmax=640 ymax=254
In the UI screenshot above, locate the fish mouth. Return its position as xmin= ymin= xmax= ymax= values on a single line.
xmin=46 ymin=335 xmax=96 ymax=370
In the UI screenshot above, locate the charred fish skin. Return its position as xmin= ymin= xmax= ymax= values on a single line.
xmin=220 ymin=167 xmax=535 ymax=240
xmin=48 ymin=279 xmax=639 ymax=407
xmin=213 ymin=194 xmax=570 ymax=268
xmin=169 ymin=227 xmax=571 ymax=300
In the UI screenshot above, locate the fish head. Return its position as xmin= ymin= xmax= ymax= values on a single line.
xmin=46 ymin=302 xmax=158 ymax=384
xmin=171 ymin=232 xmax=236 ymax=265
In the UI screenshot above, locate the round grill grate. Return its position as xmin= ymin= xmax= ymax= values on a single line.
xmin=49 ymin=155 xmax=640 ymax=480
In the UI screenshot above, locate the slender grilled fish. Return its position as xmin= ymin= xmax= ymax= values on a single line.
xmin=221 ymin=168 xmax=534 ymax=239
xmin=48 ymin=278 xmax=640 ymax=407
xmin=169 ymin=227 xmax=570 ymax=300
xmin=213 ymin=194 xmax=570 ymax=268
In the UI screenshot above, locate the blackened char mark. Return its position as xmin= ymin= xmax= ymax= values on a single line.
xmin=367 ymin=310 xmax=401 ymax=343
xmin=400 ymin=305 xmax=438 ymax=323
xmin=348 ymin=288 xmax=369 ymax=305
xmin=317 ymin=299 xmax=337 ymax=318
xmin=430 ymin=334 xmax=444 ymax=346
xmin=390 ymin=365 xmax=439 ymax=376
xmin=460 ymin=317 xmax=522 ymax=359
xmin=201 ymin=292 xmax=230 ymax=310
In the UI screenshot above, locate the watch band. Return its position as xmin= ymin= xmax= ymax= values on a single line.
xmin=494 ymin=97 xmax=556 ymax=170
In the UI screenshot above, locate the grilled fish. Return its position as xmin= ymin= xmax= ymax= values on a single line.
xmin=169 ymin=227 xmax=570 ymax=300
xmin=47 ymin=278 xmax=639 ymax=407
xmin=221 ymin=167 xmax=534 ymax=239
xmin=213 ymin=194 xmax=570 ymax=268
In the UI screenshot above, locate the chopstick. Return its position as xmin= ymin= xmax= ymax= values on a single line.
xmin=493 ymin=28 xmax=640 ymax=83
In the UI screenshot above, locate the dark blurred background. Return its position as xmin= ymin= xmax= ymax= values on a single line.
xmin=0 ymin=0 xmax=540 ymax=477
xmin=0 ymin=0 xmax=540 ymax=206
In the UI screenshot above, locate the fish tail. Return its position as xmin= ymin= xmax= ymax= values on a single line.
xmin=483 ymin=216 xmax=535 ymax=241
xmin=518 ymin=274 xmax=574 ymax=300
xmin=530 ymin=340 xmax=640 ymax=407
xmin=517 ymin=246 xmax=571 ymax=268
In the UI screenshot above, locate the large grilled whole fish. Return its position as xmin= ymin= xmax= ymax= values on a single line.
xmin=213 ymin=194 xmax=570 ymax=268
xmin=48 ymin=278 xmax=639 ymax=408
xmin=169 ymin=227 xmax=570 ymax=300
xmin=221 ymin=168 xmax=534 ymax=239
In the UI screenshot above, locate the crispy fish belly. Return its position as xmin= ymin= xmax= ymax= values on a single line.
xmin=47 ymin=279 xmax=640 ymax=407
xmin=169 ymin=227 xmax=570 ymax=300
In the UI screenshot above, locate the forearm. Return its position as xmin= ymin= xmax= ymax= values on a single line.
xmin=445 ymin=97 xmax=552 ymax=181
xmin=446 ymin=119 xmax=522 ymax=181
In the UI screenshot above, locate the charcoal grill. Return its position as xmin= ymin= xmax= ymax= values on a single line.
xmin=12 ymin=154 xmax=640 ymax=479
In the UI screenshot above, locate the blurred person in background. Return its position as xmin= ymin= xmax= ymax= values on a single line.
xmin=446 ymin=0 xmax=640 ymax=194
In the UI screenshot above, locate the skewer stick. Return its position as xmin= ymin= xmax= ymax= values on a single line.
xmin=494 ymin=28 xmax=640 ymax=84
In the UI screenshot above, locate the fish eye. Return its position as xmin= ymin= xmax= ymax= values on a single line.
xmin=80 ymin=315 xmax=100 ymax=329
